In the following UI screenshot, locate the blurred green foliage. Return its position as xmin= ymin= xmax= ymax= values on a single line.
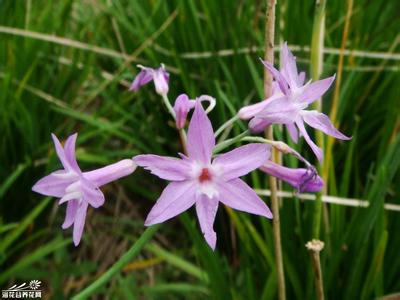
xmin=0 ymin=0 xmax=399 ymax=299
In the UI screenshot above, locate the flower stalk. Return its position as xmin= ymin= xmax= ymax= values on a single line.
xmin=306 ymin=239 xmax=325 ymax=300
xmin=264 ymin=1 xmax=286 ymax=300
xmin=310 ymin=0 xmax=327 ymax=239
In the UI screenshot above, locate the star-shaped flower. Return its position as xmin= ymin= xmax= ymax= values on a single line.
xmin=238 ymin=43 xmax=350 ymax=161
xmin=32 ymin=133 xmax=136 ymax=245
xmin=134 ymin=101 xmax=272 ymax=249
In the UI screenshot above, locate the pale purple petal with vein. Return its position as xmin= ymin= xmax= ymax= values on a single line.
xmin=217 ymin=179 xmax=272 ymax=218
xmin=296 ymin=119 xmax=323 ymax=161
xmin=81 ymin=178 xmax=105 ymax=208
xmin=51 ymin=133 xmax=71 ymax=171
xmin=301 ymin=110 xmax=351 ymax=140
xmin=145 ymin=181 xmax=197 ymax=226
xmin=64 ymin=133 xmax=80 ymax=173
xmin=213 ymin=144 xmax=270 ymax=180
xmin=299 ymin=75 xmax=335 ymax=104
xmin=187 ymin=101 xmax=215 ymax=164
xmin=32 ymin=171 xmax=73 ymax=198
xmin=73 ymin=201 xmax=88 ymax=246
xmin=129 ymin=69 xmax=153 ymax=91
xmin=286 ymin=123 xmax=299 ymax=143
xmin=248 ymin=117 xmax=270 ymax=133
xmin=62 ymin=200 xmax=79 ymax=229
xmin=281 ymin=42 xmax=299 ymax=88
xmin=260 ymin=59 xmax=289 ymax=95
xmin=254 ymin=97 xmax=302 ymax=125
xmin=134 ymin=155 xmax=190 ymax=181
xmin=196 ymin=195 xmax=219 ymax=250
xmin=173 ymin=94 xmax=196 ymax=129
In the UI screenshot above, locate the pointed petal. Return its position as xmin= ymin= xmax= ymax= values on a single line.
xmin=195 ymin=195 xmax=219 ymax=250
xmin=145 ymin=181 xmax=197 ymax=226
xmin=64 ymin=133 xmax=81 ymax=173
xmin=260 ymin=59 xmax=289 ymax=95
xmin=286 ymin=123 xmax=299 ymax=143
xmin=51 ymin=133 xmax=70 ymax=170
xmin=299 ymin=75 xmax=335 ymax=104
xmin=298 ymin=72 xmax=306 ymax=85
xmin=213 ymin=144 xmax=271 ymax=180
xmin=32 ymin=170 xmax=72 ymax=197
xmin=296 ymin=119 xmax=323 ymax=161
xmin=187 ymin=101 xmax=215 ymax=164
xmin=73 ymin=201 xmax=88 ymax=246
xmin=301 ymin=110 xmax=351 ymax=140
xmin=129 ymin=69 xmax=153 ymax=91
xmin=81 ymin=178 xmax=105 ymax=208
xmin=134 ymin=155 xmax=190 ymax=181
xmin=281 ymin=42 xmax=300 ymax=88
xmin=238 ymin=93 xmax=283 ymax=120
xmin=62 ymin=199 xmax=79 ymax=229
xmin=260 ymin=161 xmax=324 ymax=192
xmin=83 ymin=159 xmax=137 ymax=187
xmin=217 ymin=179 xmax=272 ymax=218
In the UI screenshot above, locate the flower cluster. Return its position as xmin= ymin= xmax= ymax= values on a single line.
xmin=32 ymin=44 xmax=350 ymax=249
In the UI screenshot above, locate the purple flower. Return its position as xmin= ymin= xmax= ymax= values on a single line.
xmin=129 ymin=64 xmax=169 ymax=96
xmin=173 ymin=94 xmax=195 ymax=129
xmin=173 ymin=94 xmax=216 ymax=129
xmin=260 ymin=161 xmax=323 ymax=193
xmin=239 ymin=43 xmax=350 ymax=161
xmin=134 ymin=101 xmax=272 ymax=249
xmin=32 ymin=133 xmax=137 ymax=246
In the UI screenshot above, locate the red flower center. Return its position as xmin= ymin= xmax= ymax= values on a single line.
xmin=199 ymin=168 xmax=212 ymax=182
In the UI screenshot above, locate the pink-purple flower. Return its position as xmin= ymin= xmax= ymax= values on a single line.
xmin=134 ymin=101 xmax=272 ymax=249
xmin=32 ymin=133 xmax=137 ymax=246
xmin=260 ymin=160 xmax=323 ymax=193
xmin=238 ymin=43 xmax=350 ymax=161
xmin=129 ymin=64 xmax=169 ymax=96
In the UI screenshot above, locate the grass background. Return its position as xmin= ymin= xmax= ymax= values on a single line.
xmin=0 ymin=0 xmax=399 ymax=299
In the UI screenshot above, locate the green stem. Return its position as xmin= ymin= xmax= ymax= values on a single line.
xmin=213 ymin=130 xmax=250 ymax=154
xmin=214 ymin=115 xmax=239 ymax=138
xmin=161 ymin=94 xmax=176 ymax=119
xmin=310 ymin=0 xmax=327 ymax=239
xmin=72 ymin=225 xmax=160 ymax=300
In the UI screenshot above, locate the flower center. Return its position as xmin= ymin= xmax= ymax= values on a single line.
xmin=198 ymin=168 xmax=212 ymax=183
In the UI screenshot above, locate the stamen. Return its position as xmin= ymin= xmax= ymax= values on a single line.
xmin=199 ymin=168 xmax=212 ymax=183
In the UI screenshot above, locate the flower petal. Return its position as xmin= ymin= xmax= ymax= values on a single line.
xmin=129 ymin=68 xmax=153 ymax=91
xmin=260 ymin=59 xmax=289 ymax=95
xmin=281 ymin=42 xmax=300 ymax=88
xmin=83 ymin=159 xmax=137 ymax=187
xmin=248 ymin=117 xmax=270 ymax=133
xmin=195 ymin=195 xmax=219 ymax=250
xmin=145 ymin=181 xmax=197 ymax=226
xmin=296 ymin=119 xmax=323 ymax=161
xmin=134 ymin=155 xmax=190 ymax=181
xmin=187 ymin=100 xmax=215 ymax=164
xmin=286 ymin=123 xmax=299 ymax=143
xmin=73 ymin=201 xmax=88 ymax=246
xmin=298 ymin=75 xmax=335 ymax=104
xmin=217 ymin=178 xmax=272 ymax=218
xmin=153 ymin=67 xmax=169 ymax=95
xmin=213 ymin=143 xmax=271 ymax=180
xmin=238 ymin=93 xmax=283 ymax=120
xmin=62 ymin=199 xmax=79 ymax=229
xmin=260 ymin=161 xmax=324 ymax=192
xmin=32 ymin=170 xmax=73 ymax=197
xmin=51 ymin=133 xmax=71 ymax=170
xmin=301 ymin=110 xmax=351 ymax=140
xmin=253 ymin=97 xmax=301 ymax=125
xmin=64 ymin=133 xmax=81 ymax=173
xmin=81 ymin=178 xmax=105 ymax=208
xmin=298 ymin=72 xmax=306 ymax=85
